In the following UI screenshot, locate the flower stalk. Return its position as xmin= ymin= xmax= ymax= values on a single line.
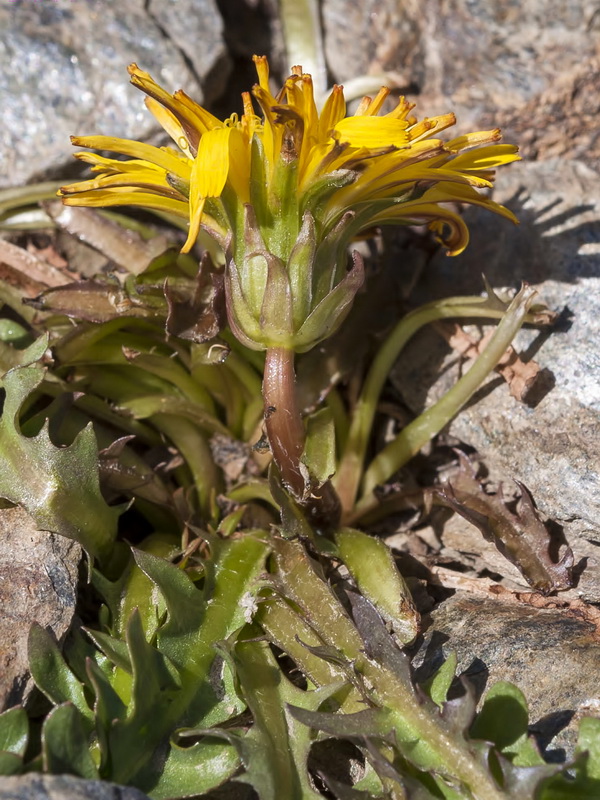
xmin=263 ymin=346 xmax=306 ymax=496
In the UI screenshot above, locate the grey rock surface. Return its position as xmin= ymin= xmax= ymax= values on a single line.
xmin=322 ymin=0 xmax=600 ymax=167
xmin=146 ymin=0 xmax=229 ymax=101
xmin=0 ymin=506 xmax=80 ymax=710
xmin=391 ymin=158 xmax=600 ymax=599
xmin=415 ymin=592 xmax=600 ymax=757
xmin=0 ymin=0 xmax=227 ymax=188
xmin=0 ymin=774 xmax=150 ymax=800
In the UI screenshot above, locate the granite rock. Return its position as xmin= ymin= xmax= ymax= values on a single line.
xmin=391 ymin=158 xmax=600 ymax=599
xmin=415 ymin=592 xmax=600 ymax=758
xmin=0 ymin=0 xmax=227 ymax=188
xmin=322 ymin=0 xmax=600 ymax=167
xmin=0 ymin=774 xmax=150 ymax=800
xmin=0 ymin=506 xmax=80 ymax=711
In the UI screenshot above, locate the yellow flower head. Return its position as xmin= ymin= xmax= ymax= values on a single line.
xmin=60 ymin=57 xmax=519 ymax=350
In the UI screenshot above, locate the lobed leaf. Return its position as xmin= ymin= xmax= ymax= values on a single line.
xmin=230 ymin=634 xmax=331 ymax=800
xmin=84 ymin=533 xmax=269 ymax=792
xmin=438 ymin=453 xmax=574 ymax=594
xmin=0 ymin=365 xmax=120 ymax=563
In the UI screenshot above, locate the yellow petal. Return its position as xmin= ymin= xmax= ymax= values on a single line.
xmin=240 ymin=92 xmax=262 ymax=140
xmin=59 ymin=170 xmax=186 ymax=200
xmin=449 ymin=144 xmax=520 ymax=171
xmin=226 ymin=127 xmax=251 ymax=203
xmin=70 ymin=135 xmax=187 ymax=176
xmin=362 ymin=87 xmax=390 ymax=116
xmin=408 ymin=113 xmax=456 ymax=141
xmin=253 ymin=54 xmax=271 ymax=94
xmin=298 ymin=140 xmax=352 ymax=188
xmin=144 ymin=97 xmax=194 ymax=159
xmin=299 ymin=75 xmax=318 ymax=142
xmin=195 ymin=127 xmax=233 ymax=197
xmin=444 ymin=129 xmax=502 ymax=152
xmin=372 ymin=202 xmax=471 ymax=255
xmin=128 ymin=64 xmax=200 ymax=151
xmin=354 ymin=96 xmax=372 ymax=116
xmin=180 ymin=127 xmax=235 ymax=253
xmin=128 ymin=64 xmax=221 ymax=155
xmin=60 ymin=186 xmax=189 ymax=217
xmin=384 ymin=96 xmax=415 ymax=121
xmin=181 ymin=194 xmax=206 ymax=253
xmin=318 ymin=84 xmax=346 ymax=141
xmin=73 ymin=152 xmax=190 ymax=183
xmin=173 ymin=90 xmax=224 ymax=133
xmin=333 ymin=116 xmax=409 ymax=148
xmin=252 ymin=85 xmax=284 ymax=170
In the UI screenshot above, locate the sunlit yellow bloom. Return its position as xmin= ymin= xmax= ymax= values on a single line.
xmin=60 ymin=57 xmax=519 ymax=351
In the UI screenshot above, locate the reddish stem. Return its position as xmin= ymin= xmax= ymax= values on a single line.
xmin=263 ymin=347 xmax=306 ymax=496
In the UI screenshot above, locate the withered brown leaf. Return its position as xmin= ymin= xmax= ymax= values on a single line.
xmin=437 ymin=453 xmax=574 ymax=594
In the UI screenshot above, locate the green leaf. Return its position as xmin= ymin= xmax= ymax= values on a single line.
xmin=104 ymin=609 xmax=182 ymax=786
xmin=114 ymin=535 xmax=180 ymax=638
xmin=0 ymin=707 xmax=28 ymax=757
xmin=539 ymin=718 xmax=600 ymax=799
xmin=86 ymin=655 xmax=128 ymax=774
xmin=421 ymin=653 xmax=458 ymax=708
xmin=288 ymin=705 xmax=393 ymax=743
xmin=132 ymin=548 xmax=205 ymax=644
xmin=578 ymin=717 xmax=600 ymax=780
xmin=269 ymin=465 xmax=315 ymax=541
xmin=147 ymin=738 xmax=239 ymax=800
xmin=360 ymin=284 xmax=539 ymax=501
xmin=0 ymin=752 xmax=23 ymax=776
xmin=470 ymin=681 xmax=544 ymax=767
xmin=0 ymin=707 xmax=28 ymax=777
xmin=256 ymin=592 xmax=353 ymax=693
xmin=231 ymin=634 xmax=330 ymax=800
xmin=302 ymin=407 xmax=336 ymax=485
xmin=0 ymin=365 xmax=120 ymax=563
xmin=0 ymin=333 xmax=48 ymax=374
xmin=119 ymin=395 xmax=228 ymax=436
xmin=42 ymin=704 xmax=98 ymax=779
xmin=87 ymin=657 xmax=127 ymax=726
xmin=472 ymin=682 xmax=529 ymax=749
xmin=84 ymin=629 xmax=133 ymax=674
xmin=102 ymin=534 xmax=269 ymax=789
xmin=271 ymin=537 xmax=363 ymax=659
xmin=28 ymin=624 xmax=93 ymax=721
xmin=336 ymin=528 xmax=419 ymax=645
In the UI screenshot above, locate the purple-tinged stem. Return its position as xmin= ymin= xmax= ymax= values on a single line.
xmin=263 ymin=346 xmax=306 ymax=496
